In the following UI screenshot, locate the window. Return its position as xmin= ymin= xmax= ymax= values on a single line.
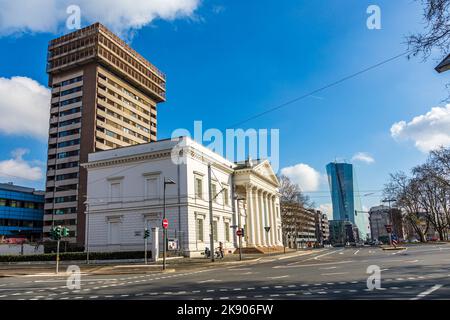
xmin=108 ymin=221 xmax=120 ymax=244
xmin=196 ymin=218 xmax=204 ymax=242
xmin=212 ymin=184 xmax=218 ymax=202
xmin=213 ymin=220 xmax=218 ymax=241
xmin=224 ymin=222 xmax=230 ymax=242
xmin=195 ymin=177 xmax=203 ymax=199
xmin=223 ymin=188 xmax=229 ymax=206
xmin=110 ymin=182 xmax=121 ymax=202
xmin=145 ymin=177 xmax=158 ymax=199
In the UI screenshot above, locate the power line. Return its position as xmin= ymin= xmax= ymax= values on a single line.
xmin=230 ymin=50 xmax=411 ymax=128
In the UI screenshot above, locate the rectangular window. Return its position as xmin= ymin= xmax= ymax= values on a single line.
xmin=108 ymin=221 xmax=120 ymax=244
xmin=110 ymin=182 xmax=121 ymax=202
xmin=146 ymin=177 xmax=158 ymax=199
xmin=212 ymin=184 xmax=218 ymax=203
xmin=196 ymin=218 xmax=204 ymax=242
xmin=195 ymin=177 xmax=203 ymax=199
xmin=224 ymin=222 xmax=230 ymax=242
xmin=213 ymin=220 xmax=218 ymax=241
xmin=223 ymin=188 xmax=229 ymax=206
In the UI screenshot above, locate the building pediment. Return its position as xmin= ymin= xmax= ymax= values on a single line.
xmin=235 ymin=159 xmax=280 ymax=188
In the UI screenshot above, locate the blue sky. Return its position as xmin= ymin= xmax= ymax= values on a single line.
xmin=0 ymin=0 xmax=449 ymax=217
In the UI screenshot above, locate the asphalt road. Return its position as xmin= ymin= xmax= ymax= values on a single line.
xmin=1 ymin=244 xmax=450 ymax=300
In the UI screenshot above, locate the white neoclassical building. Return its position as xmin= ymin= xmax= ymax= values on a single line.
xmin=83 ymin=136 xmax=282 ymax=257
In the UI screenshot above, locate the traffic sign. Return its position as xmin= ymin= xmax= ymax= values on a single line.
xmin=236 ymin=229 xmax=243 ymax=237
xmin=162 ymin=219 xmax=169 ymax=229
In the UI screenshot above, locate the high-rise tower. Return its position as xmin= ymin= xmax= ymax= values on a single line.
xmin=44 ymin=23 xmax=166 ymax=246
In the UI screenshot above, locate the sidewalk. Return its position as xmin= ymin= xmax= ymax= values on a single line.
xmin=0 ymin=248 xmax=318 ymax=278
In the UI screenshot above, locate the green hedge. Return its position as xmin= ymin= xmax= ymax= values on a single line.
xmin=0 ymin=251 xmax=152 ymax=263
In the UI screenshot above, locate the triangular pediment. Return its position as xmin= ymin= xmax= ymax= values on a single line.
xmin=253 ymin=160 xmax=280 ymax=187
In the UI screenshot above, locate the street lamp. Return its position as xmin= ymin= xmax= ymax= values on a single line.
xmin=234 ymin=196 xmax=245 ymax=261
xmin=382 ymin=198 xmax=396 ymax=246
xmin=163 ymin=178 xmax=176 ymax=271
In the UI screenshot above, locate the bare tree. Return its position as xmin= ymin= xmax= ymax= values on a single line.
xmin=278 ymin=175 xmax=315 ymax=248
xmin=406 ymin=0 xmax=450 ymax=60
xmin=384 ymin=172 xmax=428 ymax=242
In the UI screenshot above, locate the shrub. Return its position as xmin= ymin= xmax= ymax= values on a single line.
xmin=0 ymin=250 xmax=152 ymax=263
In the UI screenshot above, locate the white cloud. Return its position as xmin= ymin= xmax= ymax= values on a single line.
xmin=280 ymin=163 xmax=321 ymax=192
xmin=0 ymin=0 xmax=201 ymax=38
xmin=0 ymin=149 xmax=43 ymax=182
xmin=391 ymin=105 xmax=450 ymax=153
xmin=351 ymin=152 xmax=375 ymax=164
xmin=0 ymin=76 xmax=50 ymax=140
xmin=318 ymin=203 xmax=333 ymax=220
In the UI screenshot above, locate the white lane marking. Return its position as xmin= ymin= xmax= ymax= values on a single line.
xmin=312 ymin=249 xmax=344 ymax=261
xmin=279 ymin=260 xmax=353 ymax=269
xmin=354 ymin=250 xmax=360 ymax=255
xmin=320 ymin=267 xmax=337 ymax=270
xmin=198 ymin=279 xmax=222 ymax=284
xmin=267 ymin=275 xmax=289 ymax=280
xmin=321 ymin=272 xmax=349 ymax=276
xmin=411 ymin=285 xmax=443 ymax=300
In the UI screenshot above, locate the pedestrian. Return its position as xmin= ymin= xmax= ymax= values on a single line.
xmin=218 ymin=242 xmax=224 ymax=259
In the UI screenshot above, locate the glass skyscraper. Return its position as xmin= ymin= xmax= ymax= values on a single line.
xmin=326 ymin=162 xmax=355 ymax=222
xmin=326 ymin=162 xmax=369 ymax=241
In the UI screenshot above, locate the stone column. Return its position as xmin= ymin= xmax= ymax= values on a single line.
xmin=253 ymin=187 xmax=261 ymax=246
xmin=267 ymin=193 xmax=274 ymax=246
xmin=246 ymin=185 xmax=255 ymax=246
xmin=270 ymin=195 xmax=277 ymax=246
xmin=263 ymin=192 xmax=271 ymax=246
xmin=259 ymin=190 xmax=267 ymax=247
xmin=272 ymin=197 xmax=279 ymax=245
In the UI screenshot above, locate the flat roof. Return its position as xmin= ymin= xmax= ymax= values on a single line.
xmin=0 ymin=183 xmax=44 ymax=195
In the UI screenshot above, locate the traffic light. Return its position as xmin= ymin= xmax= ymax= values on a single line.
xmin=50 ymin=226 xmax=62 ymax=241
xmin=62 ymin=227 xmax=69 ymax=237
xmin=144 ymin=228 xmax=150 ymax=239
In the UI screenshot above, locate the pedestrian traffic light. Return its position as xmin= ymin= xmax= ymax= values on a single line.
xmin=50 ymin=226 xmax=63 ymax=241
xmin=62 ymin=227 xmax=69 ymax=237
xmin=144 ymin=228 xmax=150 ymax=239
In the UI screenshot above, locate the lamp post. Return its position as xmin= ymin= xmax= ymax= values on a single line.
xmin=382 ymin=198 xmax=396 ymax=246
xmin=163 ymin=178 xmax=176 ymax=271
xmin=234 ymin=196 xmax=245 ymax=261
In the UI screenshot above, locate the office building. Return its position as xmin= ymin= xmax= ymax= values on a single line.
xmin=83 ymin=137 xmax=283 ymax=257
xmin=44 ymin=23 xmax=166 ymax=246
xmin=326 ymin=162 xmax=369 ymax=241
xmin=0 ymin=183 xmax=44 ymax=242
xmin=369 ymin=205 xmax=404 ymax=242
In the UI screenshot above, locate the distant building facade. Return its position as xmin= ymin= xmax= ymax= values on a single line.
xmin=313 ymin=210 xmax=329 ymax=245
xmin=83 ymin=137 xmax=283 ymax=257
xmin=369 ymin=205 xmax=404 ymax=242
xmin=0 ymin=183 xmax=44 ymax=242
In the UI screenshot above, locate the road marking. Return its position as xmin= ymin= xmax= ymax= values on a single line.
xmin=280 ymin=260 xmax=353 ymax=269
xmin=320 ymin=267 xmax=337 ymax=270
xmin=321 ymin=272 xmax=349 ymax=276
xmin=312 ymin=249 xmax=344 ymax=261
xmin=411 ymin=285 xmax=443 ymax=300
xmin=198 ymin=279 xmax=222 ymax=283
xmin=267 ymin=275 xmax=289 ymax=280
xmin=354 ymin=250 xmax=360 ymax=255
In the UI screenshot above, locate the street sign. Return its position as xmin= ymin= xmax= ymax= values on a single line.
xmin=162 ymin=219 xmax=169 ymax=229
xmin=168 ymin=238 xmax=179 ymax=251
xmin=264 ymin=226 xmax=271 ymax=233
xmin=236 ymin=229 xmax=243 ymax=237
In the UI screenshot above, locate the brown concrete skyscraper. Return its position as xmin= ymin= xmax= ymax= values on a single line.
xmin=44 ymin=23 xmax=166 ymax=247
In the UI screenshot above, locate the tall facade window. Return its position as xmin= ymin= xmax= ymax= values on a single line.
xmin=195 ymin=177 xmax=203 ymax=199
xmin=196 ymin=218 xmax=204 ymax=242
xmin=108 ymin=220 xmax=120 ymax=244
xmin=213 ymin=220 xmax=218 ymax=241
xmin=224 ymin=221 xmax=230 ymax=242
xmin=145 ymin=177 xmax=158 ymax=199
xmin=223 ymin=188 xmax=229 ymax=206
xmin=212 ymin=184 xmax=218 ymax=203
xmin=110 ymin=182 xmax=121 ymax=202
